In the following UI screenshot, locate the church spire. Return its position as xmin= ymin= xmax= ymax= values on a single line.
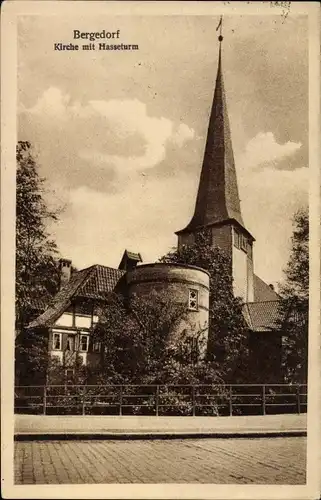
xmin=177 ymin=20 xmax=252 ymax=239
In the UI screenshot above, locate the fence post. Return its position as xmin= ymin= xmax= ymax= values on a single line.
xmin=297 ymin=385 xmax=301 ymax=414
xmin=262 ymin=385 xmax=266 ymax=415
xmin=229 ymin=385 xmax=233 ymax=416
xmin=192 ymin=386 xmax=196 ymax=416
xmin=119 ymin=386 xmax=123 ymax=416
xmin=155 ymin=385 xmax=159 ymax=416
xmin=43 ymin=386 xmax=47 ymax=415
xmin=82 ymin=389 xmax=86 ymax=416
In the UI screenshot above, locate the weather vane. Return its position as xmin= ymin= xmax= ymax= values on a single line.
xmin=216 ymin=15 xmax=223 ymax=42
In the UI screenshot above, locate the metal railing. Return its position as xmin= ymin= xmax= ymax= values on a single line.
xmin=14 ymin=383 xmax=307 ymax=416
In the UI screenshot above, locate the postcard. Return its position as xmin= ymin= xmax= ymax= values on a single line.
xmin=1 ymin=1 xmax=320 ymax=499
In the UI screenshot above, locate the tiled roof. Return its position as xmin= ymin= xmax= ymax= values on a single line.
xmin=77 ymin=265 xmax=125 ymax=299
xmin=253 ymin=274 xmax=280 ymax=302
xmin=28 ymin=265 xmax=124 ymax=329
xmin=243 ymin=300 xmax=284 ymax=332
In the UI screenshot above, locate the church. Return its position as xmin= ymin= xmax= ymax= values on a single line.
xmin=28 ymin=30 xmax=285 ymax=383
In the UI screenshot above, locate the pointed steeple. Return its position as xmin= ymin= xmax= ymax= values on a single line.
xmin=177 ymin=27 xmax=252 ymax=239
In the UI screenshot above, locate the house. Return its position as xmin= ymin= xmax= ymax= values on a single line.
xmin=27 ymin=260 xmax=125 ymax=373
xmin=27 ymin=256 xmax=211 ymax=381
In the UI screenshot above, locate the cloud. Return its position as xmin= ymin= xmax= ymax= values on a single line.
xmin=25 ymin=87 xmax=72 ymax=118
xmin=171 ymin=123 xmax=195 ymax=147
xmin=236 ymin=133 xmax=308 ymax=286
xmin=20 ymin=90 xmax=307 ymax=287
xmin=54 ymin=173 xmax=196 ymax=270
xmin=241 ymin=132 xmax=302 ymax=170
xmin=21 ymin=88 xmax=195 ymax=176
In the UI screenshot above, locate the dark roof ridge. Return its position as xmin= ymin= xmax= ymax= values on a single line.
xmin=79 ymin=263 xmax=125 ymax=272
xmin=27 ymin=267 xmax=93 ymax=329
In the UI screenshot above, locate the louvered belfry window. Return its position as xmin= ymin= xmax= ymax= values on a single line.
xmin=188 ymin=289 xmax=199 ymax=311
xmin=241 ymin=234 xmax=247 ymax=252
xmin=233 ymin=228 xmax=241 ymax=249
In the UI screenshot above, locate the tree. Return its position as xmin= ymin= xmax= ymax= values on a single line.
xmin=15 ymin=328 xmax=49 ymax=386
xmin=281 ymin=209 xmax=308 ymax=301
xmin=90 ymin=289 xmax=223 ymax=384
xmin=279 ymin=208 xmax=309 ymax=383
xmin=16 ymin=141 xmax=61 ymax=335
xmin=160 ymin=230 xmax=249 ymax=383
xmin=91 ymin=291 xmax=194 ymax=384
xmin=87 ymin=290 xmax=225 ymax=416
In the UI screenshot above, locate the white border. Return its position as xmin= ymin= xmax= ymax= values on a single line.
xmin=1 ymin=2 xmax=320 ymax=499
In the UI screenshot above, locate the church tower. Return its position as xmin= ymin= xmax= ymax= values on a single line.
xmin=176 ymin=24 xmax=255 ymax=302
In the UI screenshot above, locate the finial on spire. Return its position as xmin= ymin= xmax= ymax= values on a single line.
xmin=216 ymin=15 xmax=223 ymax=42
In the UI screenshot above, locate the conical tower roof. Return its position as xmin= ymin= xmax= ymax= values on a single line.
xmin=177 ymin=38 xmax=253 ymax=240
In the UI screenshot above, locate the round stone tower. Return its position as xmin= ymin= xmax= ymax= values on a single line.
xmin=126 ymin=263 xmax=210 ymax=352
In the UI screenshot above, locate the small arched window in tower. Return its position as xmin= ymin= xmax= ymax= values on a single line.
xmin=188 ymin=289 xmax=199 ymax=311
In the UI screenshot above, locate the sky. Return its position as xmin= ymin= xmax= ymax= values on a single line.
xmin=17 ymin=12 xmax=309 ymax=289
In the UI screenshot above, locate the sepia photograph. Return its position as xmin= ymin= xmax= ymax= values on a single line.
xmin=1 ymin=1 xmax=320 ymax=499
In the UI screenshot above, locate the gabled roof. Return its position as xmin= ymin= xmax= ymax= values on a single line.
xmin=118 ymin=249 xmax=142 ymax=270
xmin=28 ymin=265 xmax=125 ymax=329
xmin=243 ymin=300 xmax=283 ymax=332
xmin=77 ymin=265 xmax=125 ymax=299
xmin=253 ymin=274 xmax=281 ymax=302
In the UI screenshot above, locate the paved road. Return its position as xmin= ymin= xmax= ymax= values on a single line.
xmin=15 ymin=437 xmax=306 ymax=484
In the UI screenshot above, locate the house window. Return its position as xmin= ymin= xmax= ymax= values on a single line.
xmin=53 ymin=333 xmax=62 ymax=350
xmin=79 ymin=334 xmax=89 ymax=352
xmin=188 ymin=289 xmax=199 ymax=311
xmin=233 ymin=229 xmax=240 ymax=249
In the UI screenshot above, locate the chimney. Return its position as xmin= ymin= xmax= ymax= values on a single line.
xmin=269 ymin=284 xmax=275 ymax=291
xmin=58 ymin=258 xmax=72 ymax=289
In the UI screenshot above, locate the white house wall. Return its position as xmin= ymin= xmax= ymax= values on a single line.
xmin=55 ymin=312 xmax=73 ymax=327
xmin=74 ymin=314 xmax=91 ymax=328
xmin=54 ymin=312 xmax=98 ymax=329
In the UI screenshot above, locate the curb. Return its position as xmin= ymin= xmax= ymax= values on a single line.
xmin=14 ymin=430 xmax=307 ymax=441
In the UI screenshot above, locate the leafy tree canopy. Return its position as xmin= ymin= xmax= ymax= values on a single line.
xmin=16 ymin=141 xmax=61 ymax=334
xmin=160 ymin=230 xmax=249 ymax=383
xmin=279 ymin=208 xmax=309 ymax=383
xmin=280 ymin=208 xmax=309 ymax=302
xmin=91 ymin=291 xmax=213 ymax=385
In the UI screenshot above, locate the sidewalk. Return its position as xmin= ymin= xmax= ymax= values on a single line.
xmin=15 ymin=413 xmax=307 ymax=440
